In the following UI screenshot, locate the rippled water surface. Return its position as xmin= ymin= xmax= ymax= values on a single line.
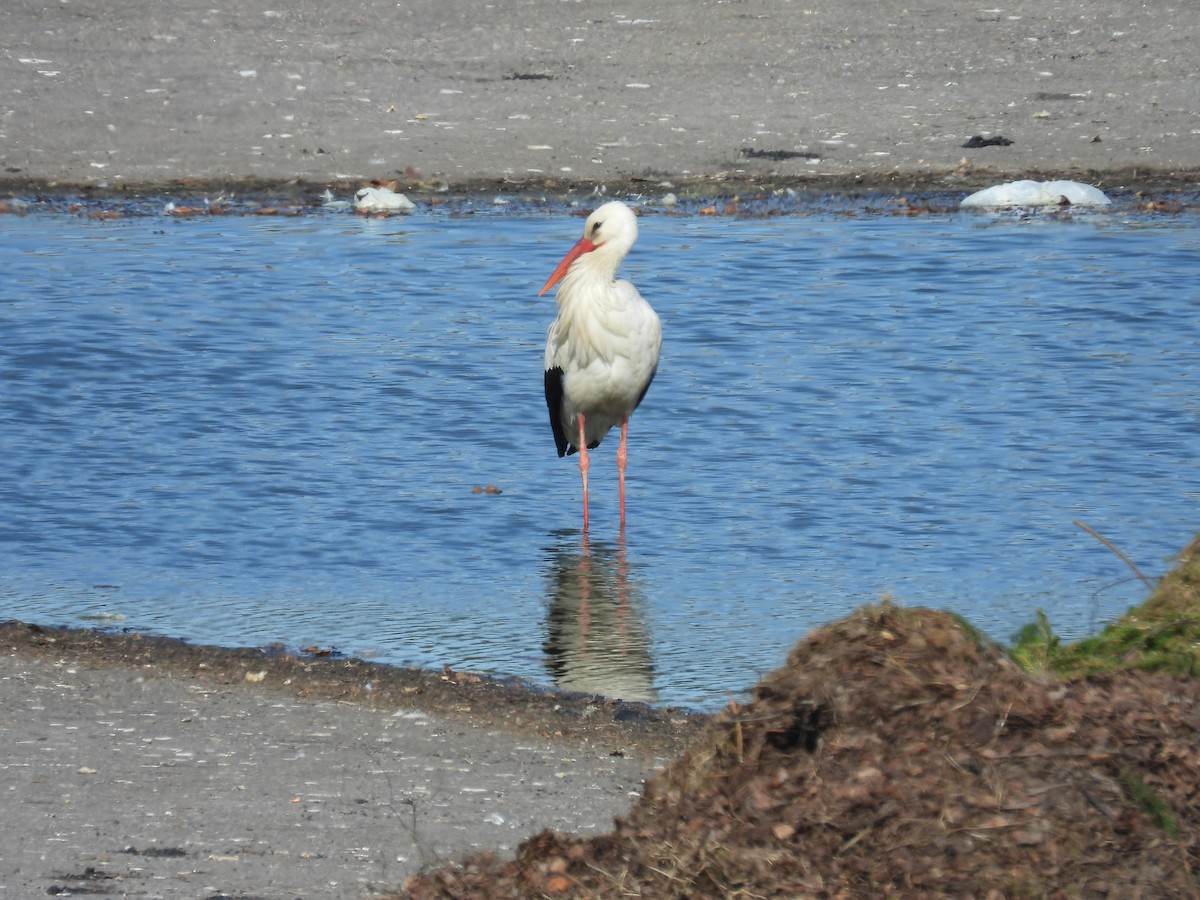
xmin=2 ymin=201 xmax=1197 ymax=708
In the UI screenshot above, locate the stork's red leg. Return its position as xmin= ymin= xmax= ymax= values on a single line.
xmin=617 ymin=414 xmax=629 ymax=531
xmin=577 ymin=414 xmax=590 ymax=532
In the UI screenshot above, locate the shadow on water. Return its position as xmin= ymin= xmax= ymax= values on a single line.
xmin=542 ymin=531 xmax=658 ymax=703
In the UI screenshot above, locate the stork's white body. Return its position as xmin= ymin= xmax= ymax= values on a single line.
xmin=540 ymin=201 xmax=662 ymax=531
xmin=544 ymin=272 xmax=661 ymax=452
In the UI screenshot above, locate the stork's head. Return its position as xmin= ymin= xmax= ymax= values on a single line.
xmin=538 ymin=201 xmax=639 ymax=296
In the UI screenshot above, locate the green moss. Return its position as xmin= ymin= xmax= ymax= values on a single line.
xmin=1120 ymin=768 xmax=1180 ymax=837
xmin=1008 ymin=535 xmax=1200 ymax=678
xmin=1009 ymin=609 xmax=1061 ymax=675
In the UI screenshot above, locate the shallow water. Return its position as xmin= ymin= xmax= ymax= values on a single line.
xmin=2 ymin=200 xmax=1197 ymax=709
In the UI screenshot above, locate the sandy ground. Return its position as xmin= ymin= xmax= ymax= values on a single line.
xmin=2 ymin=653 xmax=636 ymax=897
xmin=1 ymin=1 xmax=1197 ymax=897
xmin=0 ymin=622 xmax=704 ymax=898
xmin=2 ymin=0 xmax=1198 ymax=194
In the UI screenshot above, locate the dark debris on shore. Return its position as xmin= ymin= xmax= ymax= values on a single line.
xmin=1 ymin=165 xmax=1198 ymax=220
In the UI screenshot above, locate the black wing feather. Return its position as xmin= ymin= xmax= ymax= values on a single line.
xmin=544 ymin=366 xmax=573 ymax=457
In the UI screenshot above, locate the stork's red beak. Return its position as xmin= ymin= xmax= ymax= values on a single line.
xmin=538 ymin=236 xmax=596 ymax=296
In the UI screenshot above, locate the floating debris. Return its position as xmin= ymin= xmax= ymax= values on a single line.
xmin=79 ymin=611 xmax=126 ymax=622
xmin=353 ymin=186 xmax=415 ymax=214
xmin=320 ymin=188 xmax=352 ymax=212
xmin=961 ymin=179 xmax=1111 ymax=208
xmin=300 ymin=645 xmax=336 ymax=657
xmin=0 ymin=197 xmax=32 ymax=214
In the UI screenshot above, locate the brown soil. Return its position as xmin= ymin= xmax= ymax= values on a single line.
xmin=400 ymin=602 xmax=1200 ymax=898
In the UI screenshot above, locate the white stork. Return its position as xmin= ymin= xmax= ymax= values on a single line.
xmin=539 ymin=201 xmax=662 ymax=532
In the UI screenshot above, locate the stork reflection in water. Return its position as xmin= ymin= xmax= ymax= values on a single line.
xmin=543 ymin=534 xmax=657 ymax=703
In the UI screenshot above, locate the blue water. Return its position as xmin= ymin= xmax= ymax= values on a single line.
xmin=2 ymin=200 xmax=1197 ymax=709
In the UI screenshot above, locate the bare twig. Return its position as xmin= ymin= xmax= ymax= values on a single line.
xmin=837 ymin=825 xmax=873 ymax=856
xmin=726 ymin=690 xmax=745 ymax=764
xmin=1073 ymin=519 xmax=1155 ymax=590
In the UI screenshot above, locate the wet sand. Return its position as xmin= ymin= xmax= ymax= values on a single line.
xmin=1 ymin=0 xmax=1197 ymax=897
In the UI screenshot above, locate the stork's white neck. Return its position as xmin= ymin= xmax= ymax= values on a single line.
xmin=556 ymin=244 xmax=626 ymax=307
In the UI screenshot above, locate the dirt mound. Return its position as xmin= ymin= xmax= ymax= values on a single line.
xmin=401 ymin=602 xmax=1200 ymax=897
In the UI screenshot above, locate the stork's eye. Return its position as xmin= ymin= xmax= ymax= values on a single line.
xmin=590 ymin=221 xmax=603 ymax=236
